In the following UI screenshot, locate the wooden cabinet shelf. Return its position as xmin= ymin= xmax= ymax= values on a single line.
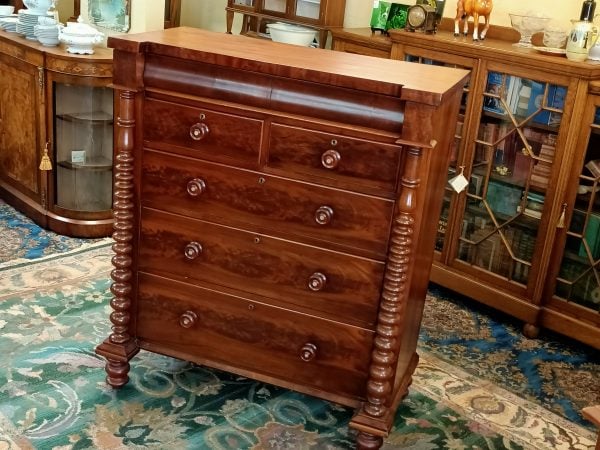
xmin=331 ymin=26 xmax=600 ymax=349
xmin=56 ymin=111 xmax=113 ymax=125
xmin=226 ymin=0 xmax=346 ymax=48
xmin=57 ymin=157 xmax=112 ymax=172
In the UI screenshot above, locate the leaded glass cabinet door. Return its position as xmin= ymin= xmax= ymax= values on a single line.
xmin=403 ymin=48 xmax=475 ymax=257
xmin=457 ymin=67 xmax=568 ymax=288
xmin=548 ymin=95 xmax=600 ymax=341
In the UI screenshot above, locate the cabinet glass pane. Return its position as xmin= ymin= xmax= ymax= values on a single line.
xmin=404 ymin=54 xmax=470 ymax=252
xmin=232 ymin=0 xmax=255 ymax=6
xmin=263 ymin=0 xmax=286 ymax=13
xmin=296 ymin=0 xmax=320 ymax=19
xmin=54 ymin=83 xmax=113 ymax=212
xmin=458 ymin=71 xmax=565 ymax=284
xmin=553 ymin=105 xmax=600 ymax=311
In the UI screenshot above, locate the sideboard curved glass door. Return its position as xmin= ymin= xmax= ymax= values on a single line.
xmin=53 ymin=82 xmax=113 ymax=213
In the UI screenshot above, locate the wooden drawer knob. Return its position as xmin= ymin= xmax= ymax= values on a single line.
xmin=179 ymin=310 xmax=198 ymax=328
xmin=314 ymin=205 xmax=334 ymax=225
xmin=190 ymin=122 xmax=209 ymax=141
xmin=186 ymin=178 xmax=206 ymax=197
xmin=300 ymin=343 xmax=317 ymax=362
xmin=321 ymin=149 xmax=341 ymax=169
xmin=308 ymin=272 xmax=327 ymax=291
xmin=184 ymin=241 xmax=203 ymax=260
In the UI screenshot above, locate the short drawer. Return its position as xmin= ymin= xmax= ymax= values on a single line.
xmin=143 ymin=98 xmax=263 ymax=167
xmin=267 ymin=123 xmax=401 ymax=194
xmin=139 ymin=207 xmax=385 ymax=327
xmin=142 ymin=149 xmax=394 ymax=257
xmin=136 ymin=272 xmax=373 ymax=401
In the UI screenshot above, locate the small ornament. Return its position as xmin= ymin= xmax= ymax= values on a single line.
xmin=39 ymin=142 xmax=52 ymax=171
xmin=454 ymin=0 xmax=494 ymax=41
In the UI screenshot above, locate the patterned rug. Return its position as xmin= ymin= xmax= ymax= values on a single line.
xmin=0 ymin=201 xmax=597 ymax=449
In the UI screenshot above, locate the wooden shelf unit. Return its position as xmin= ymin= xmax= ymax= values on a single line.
xmin=331 ymin=25 xmax=600 ymax=349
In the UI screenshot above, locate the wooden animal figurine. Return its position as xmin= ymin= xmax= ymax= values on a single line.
xmin=454 ymin=0 xmax=493 ymax=40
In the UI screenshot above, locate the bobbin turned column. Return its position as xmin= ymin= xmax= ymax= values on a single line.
xmin=351 ymin=146 xmax=424 ymax=449
xmin=95 ymin=89 xmax=139 ymax=386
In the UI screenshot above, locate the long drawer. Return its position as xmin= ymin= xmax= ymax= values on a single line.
xmin=139 ymin=207 xmax=385 ymax=327
xmin=136 ymin=272 xmax=374 ymax=401
xmin=141 ymin=149 xmax=394 ymax=257
xmin=267 ymin=122 xmax=401 ymax=194
xmin=143 ymin=98 xmax=264 ymax=167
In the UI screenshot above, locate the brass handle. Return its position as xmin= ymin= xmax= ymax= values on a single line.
xmin=314 ymin=206 xmax=334 ymax=225
xmin=190 ymin=122 xmax=209 ymax=141
xmin=184 ymin=241 xmax=203 ymax=260
xmin=300 ymin=343 xmax=317 ymax=362
xmin=308 ymin=272 xmax=327 ymax=291
xmin=179 ymin=310 xmax=198 ymax=328
xmin=186 ymin=178 xmax=206 ymax=197
xmin=321 ymin=149 xmax=341 ymax=169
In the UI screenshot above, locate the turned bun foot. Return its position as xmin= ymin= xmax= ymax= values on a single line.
xmin=105 ymin=359 xmax=131 ymax=387
xmin=523 ymin=323 xmax=540 ymax=339
xmin=357 ymin=432 xmax=383 ymax=450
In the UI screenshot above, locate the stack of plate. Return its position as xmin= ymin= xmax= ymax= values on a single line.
xmin=0 ymin=16 xmax=18 ymax=32
xmin=16 ymin=9 xmax=52 ymax=40
xmin=34 ymin=22 xmax=60 ymax=47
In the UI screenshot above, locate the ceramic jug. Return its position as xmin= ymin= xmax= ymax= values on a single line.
xmin=566 ymin=19 xmax=599 ymax=61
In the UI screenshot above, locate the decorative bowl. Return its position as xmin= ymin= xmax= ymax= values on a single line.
xmin=266 ymin=22 xmax=317 ymax=47
xmin=509 ymin=13 xmax=552 ymax=47
xmin=23 ymin=0 xmax=53 ymax=13
xmin=0 ymin=5 xmax=15 ymax=15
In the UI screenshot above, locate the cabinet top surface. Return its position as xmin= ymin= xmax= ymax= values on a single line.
xmin=0 ymin=30 xmax=112 ymax=62
xmin=108 ymin=27 xmax=469 ymax=105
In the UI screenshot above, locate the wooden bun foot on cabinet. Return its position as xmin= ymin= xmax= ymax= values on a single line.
xmin=523 ymin=323 xmax=540 ymax=339
xmin=356 ymin=433 xmax=384 ymax=449
xmin=95 ymin=27 xmax=468 ymax=449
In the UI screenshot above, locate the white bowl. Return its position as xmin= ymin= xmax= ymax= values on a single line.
xmin=0 ymin=5 xmax=15 ymax=15
xmin=23 ymin=0 xmax=52 ymax=13
xmin=266 ymin=22 xmax=317 ymax=47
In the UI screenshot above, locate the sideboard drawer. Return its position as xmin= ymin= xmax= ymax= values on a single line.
xmin=142 ymin=150 xmax=394 ymax=257
xmin=139 ymin=207 xmax=385 ymax=327
xmin=267 ymin=122 xmax=401 ymax=194
xmin=136 ymin=273 xmax=374 ymax=400
xmin=143 ymin=98 xmax=263 ymax=167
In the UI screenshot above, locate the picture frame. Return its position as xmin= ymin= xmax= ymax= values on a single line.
xmin=88 ymin=0 xmax=130 ymax=32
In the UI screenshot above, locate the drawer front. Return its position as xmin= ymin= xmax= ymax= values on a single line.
xmin=136 ymin=273 xmax=373 ymax=400
xmin=268 ymin=123 xmax=401 ymax=193
xmin=139 ymin=208 xmax=384 ymax=327
xmin=142 ymin=150 xmax=394 ymax=257
xmin=143 ymin=98 xmax=263 ymax=167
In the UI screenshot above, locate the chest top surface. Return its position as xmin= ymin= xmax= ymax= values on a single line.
xmin=108 ymin=27 xmax=468 ymax=105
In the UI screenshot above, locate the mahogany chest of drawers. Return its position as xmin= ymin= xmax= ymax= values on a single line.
xmin=96 ymin=27 xmax=468 ymax=449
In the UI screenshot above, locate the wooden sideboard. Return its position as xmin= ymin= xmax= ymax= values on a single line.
xmin=95 ymin=27 xmax=468 ymax=448
xmin=331 ymin=26 xmax=600 ymax=349
xmin=0 ymin=32 xmax=114 ymax=237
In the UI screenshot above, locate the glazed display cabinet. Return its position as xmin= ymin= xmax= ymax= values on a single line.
xmin=225 ymin=0 xmax=346 ymax=48
xmin=331 ymin=24 xmax=600 ymax=348
xmin=0 ymin=31 xmax=113 ymax=238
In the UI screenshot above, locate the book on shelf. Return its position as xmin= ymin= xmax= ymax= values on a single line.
xmin=574 ymin=211 xmax=600 ymax=260
xmin=483 ymin=72 xmax=505 ymax=115
xmin=527 ymin=82 xmax=566 ymax=126
xmin=585 ymin=159 xmax=600 ymax=178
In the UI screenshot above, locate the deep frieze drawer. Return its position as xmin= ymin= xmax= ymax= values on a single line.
xmin=139 ymin=207 xmax=385 ymax=327
xmin=136 ymin=272 xmax=374 ymax=401
xmin=141 ymin=150 xmax=394 ymax=257
xmin=143 ymin=98 xmax=263 ymax=167
xmin=267 ymin=122 xmax=401 ymax=194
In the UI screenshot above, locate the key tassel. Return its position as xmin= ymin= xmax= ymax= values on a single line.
xmin=39 ymin=143 xmax=52 ymax=171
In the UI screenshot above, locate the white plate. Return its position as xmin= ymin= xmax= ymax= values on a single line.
xmin=532 ymin=46 xmax=566 ymax=56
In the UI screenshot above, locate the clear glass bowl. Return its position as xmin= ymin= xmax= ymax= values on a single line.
xmin=509 ymin=13 xmax=552 ymax=47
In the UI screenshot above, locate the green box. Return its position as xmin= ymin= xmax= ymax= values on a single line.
xmin=370 ymin=1 xmax=392 ymax=31
xmin=385 ymin=3 xmax=410 ymax=30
